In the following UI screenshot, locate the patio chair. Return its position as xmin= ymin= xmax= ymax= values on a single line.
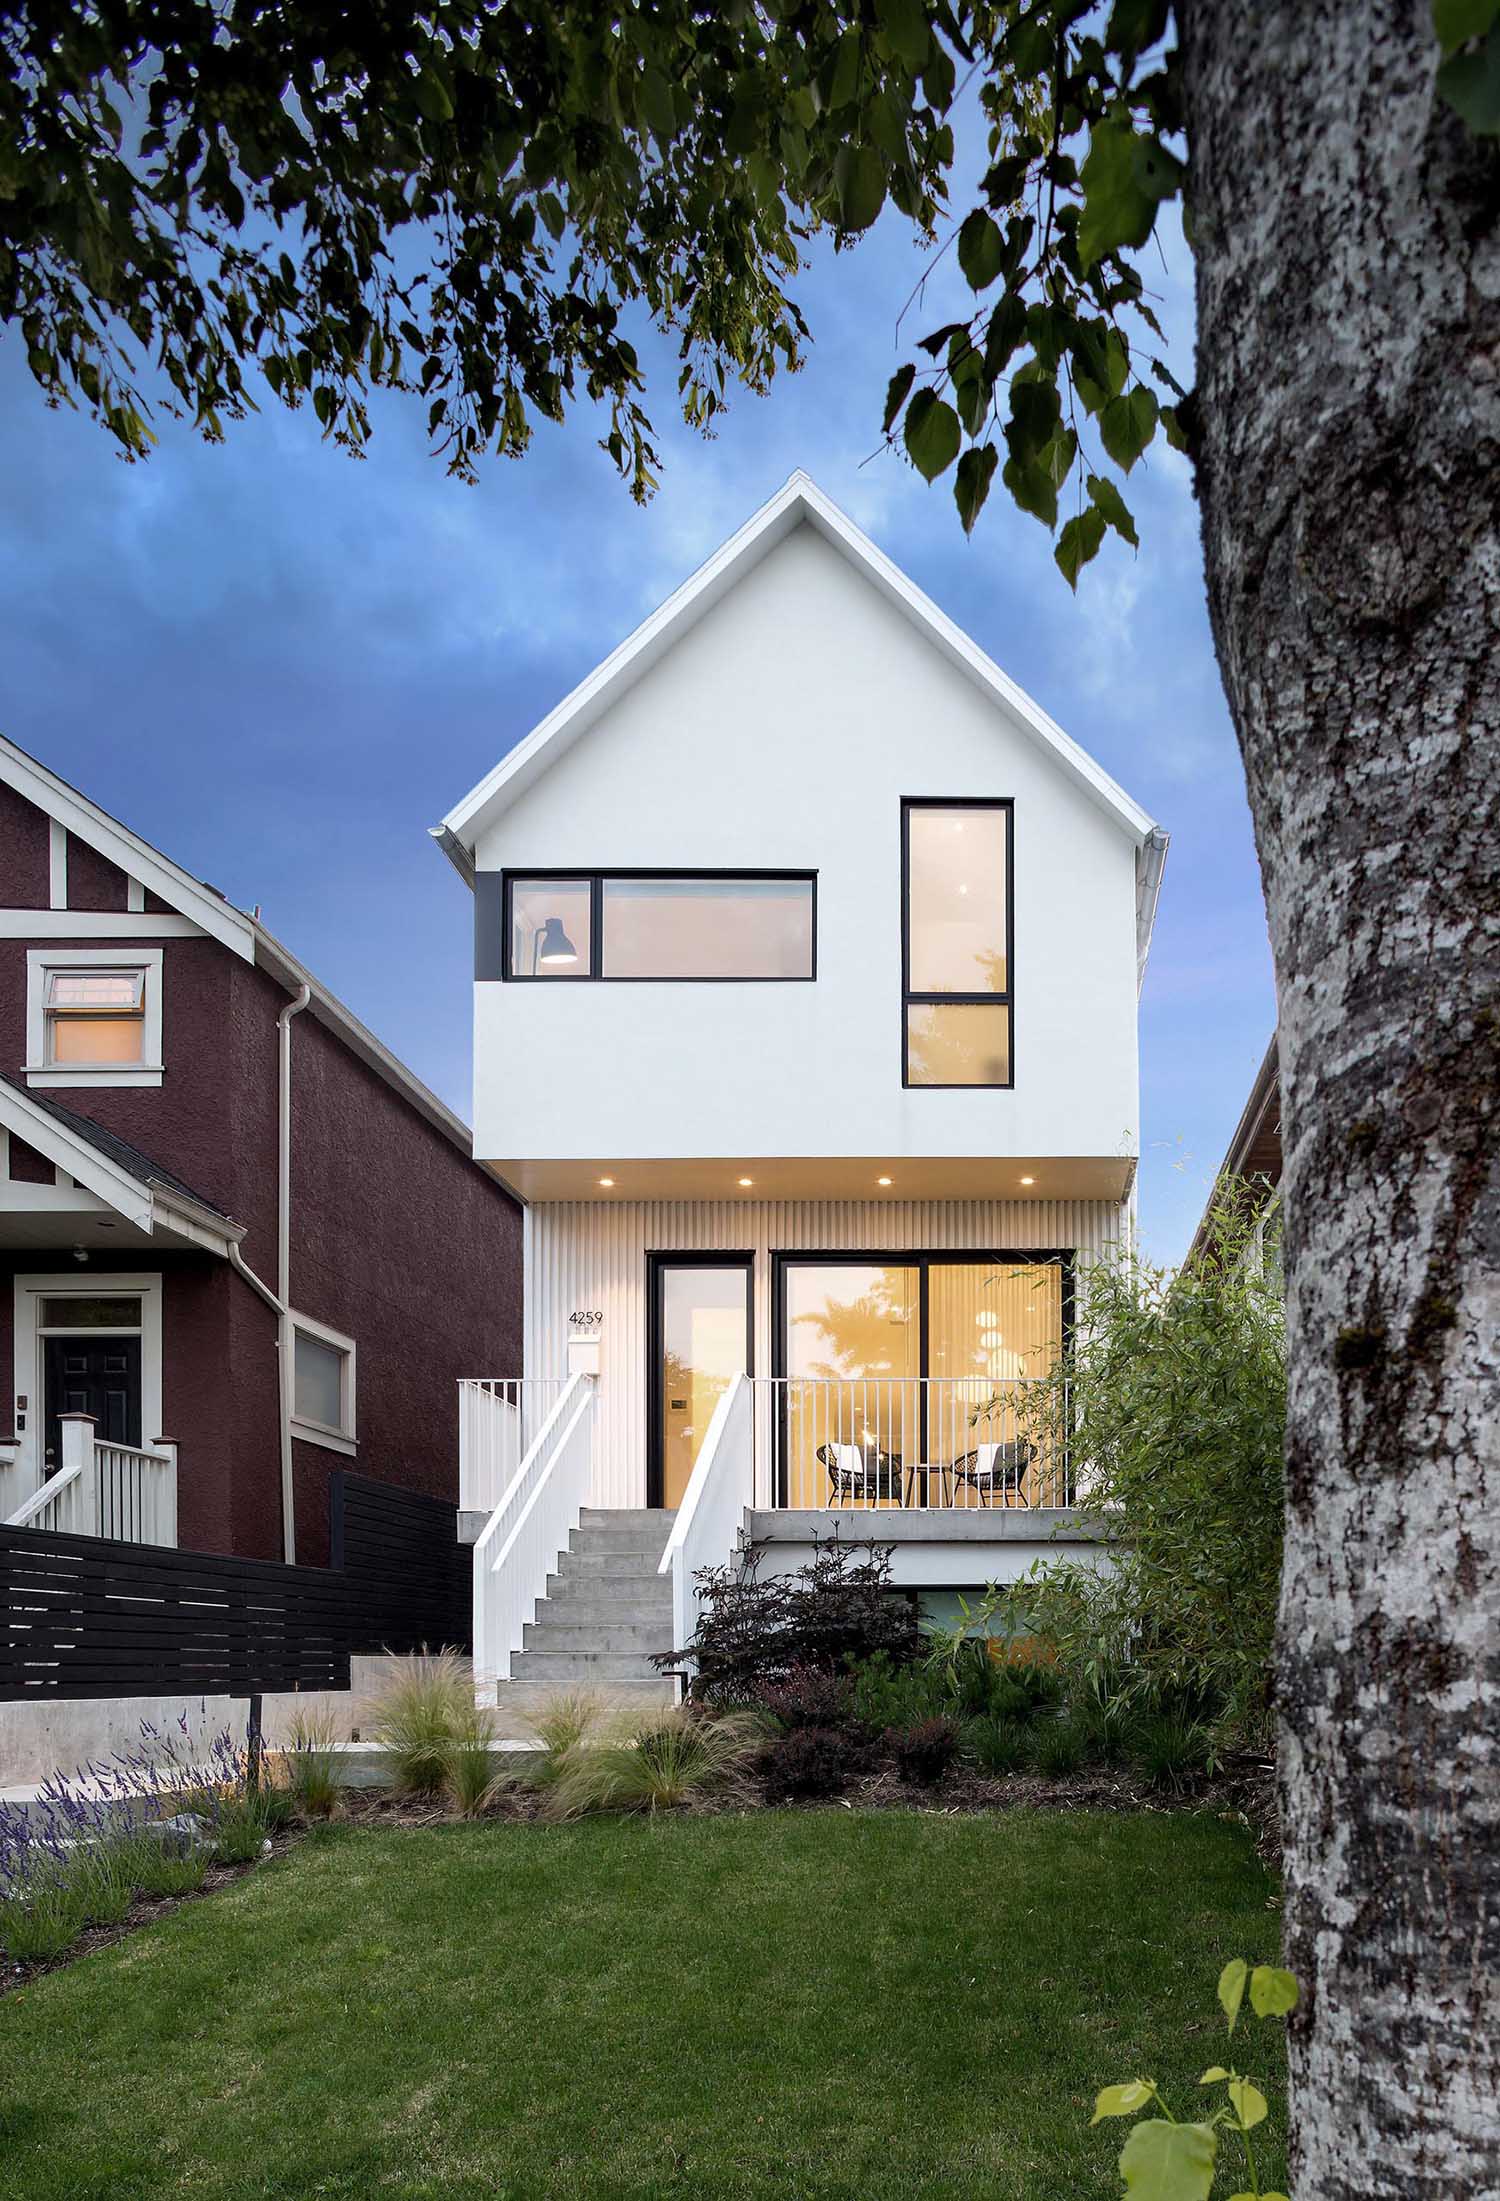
xmin=816 ymin=1441 xmax=907 ymax=1506
xmin=950 ymin=1440 xmax=1035 ymax=1507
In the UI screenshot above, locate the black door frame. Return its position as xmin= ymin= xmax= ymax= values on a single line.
xmin=769 ymin=1249 xmax=1076 ymax=1505
xmin=646 ymin=1252 xmax=755 ymax=1509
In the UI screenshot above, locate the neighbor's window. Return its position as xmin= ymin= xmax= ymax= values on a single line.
xmin=504 ymin=873 xmax=816 ymax=980
xmin=902 ymin=802 xmax=1012 ymax=1087
xmin=44 ymin=968 xmax=147 ymax=1066
xmin=290 ymin=1317 xmax=356 ymax=1450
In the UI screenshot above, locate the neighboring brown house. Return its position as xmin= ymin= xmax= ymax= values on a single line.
xmin=1186 ymin=1034 xmax=1282 ymax=1267
xmin=0 ymin=734 xmax=522 ymax=1567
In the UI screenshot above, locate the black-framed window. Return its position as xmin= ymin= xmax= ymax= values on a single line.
xmin=501 ymin=871 xmax=816 ymax=981
xmin=900 ymin=799 xmax=1013 ymax=1087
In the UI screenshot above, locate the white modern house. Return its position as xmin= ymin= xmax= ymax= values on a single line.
xmin=435 ymin=474 xmax=1167 ymax=1698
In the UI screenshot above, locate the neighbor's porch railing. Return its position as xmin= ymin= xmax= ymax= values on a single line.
xmin=747 ymin=1376 xmax=1074 ymax=1510
xmin=458 ymin=1378 xmax=570 ymax=1514
xmin=470 ymin=1373 xmax=596 ymax=1692
xmin=4 ymin=1414 xmax=178 ymax=1544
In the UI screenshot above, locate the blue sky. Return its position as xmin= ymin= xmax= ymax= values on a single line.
xmin=0 ymin=179 xmax=1274 ymax=1266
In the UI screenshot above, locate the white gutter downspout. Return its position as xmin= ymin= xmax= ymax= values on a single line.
xmin=276 ymin=985 xmax=312 ymax=1560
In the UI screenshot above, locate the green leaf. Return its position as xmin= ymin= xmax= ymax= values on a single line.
xmin=883 ymin=363 xmax=916 ymax=435
xmin=1248 ymin=1965 xmax=1299 ymax=2019
xmin=835 ymin=143 xmax=887 ymax=232
xmin=1077 ymin=116 xmax=1184 ymax=269
xmin=1099 ymin=384 xmax=1158 ymax=471
xmin=1434 ymin=0 xmax=1500 ymax=55
xmin=955 ymin=442 xmax=999 ymax=534
xmin=1118 ymin=2119 xmax=1218 ymax=2201
xmin=1002 ymin=453 xmax=1058 ymax=530
xmin=1055 ymin=504 xmax=1105 ymax=590
xmin=830 ymin=28 xmax=861 ymax=110
xmin=1227 ymin=2078 xmax=1269 ymax=2130
xmin=1091 ymin=2080 xmax=1156 ymax=2123
xmin=878 ymin=0 xmax=931 ymax=74
xmin=957 ymin=209 xmax=1005 ymax=291
xmin=1197 ymin=2067 xmax=1229 ymax=2085
xmin=1218 ymin=1958 xmax=1248 ymax=2034
xmin=414 ymin=68 xmax=453 ymax=125
xmin=1161 ymin=401 xmax=1189 ymax=452
xmin=1088 ymin=471 xmax=1139 ymax=547
xmin=1437 ymin=33 xmax=1500 ymax=127
xmin=904 ymin=388 xmax=961 ymax=479
xmin=641 ymin=69 xmax=677 ymax=143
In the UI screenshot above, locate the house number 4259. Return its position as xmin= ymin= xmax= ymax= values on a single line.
xmin=568 ymin=1311 xmax=603 ymax=1329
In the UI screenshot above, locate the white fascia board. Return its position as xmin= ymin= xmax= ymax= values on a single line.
xmin=0 ymin=1082 xmax=154 ymax=1232
xmin=437 ymin=472 xmax=1161 ymax=856
xmin=1134 ymin=829 xmax=1171 ymax=992
xmin=0 ymin=734 xmax=255 ymax=960
xmin=151 ymin=1185 xmax=244 ymax=1256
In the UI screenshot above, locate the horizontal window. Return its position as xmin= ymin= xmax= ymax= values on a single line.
xmin=504 ymin=873 xmax=815 ymax=981
xmin=902 ymin=802 xmax=1012 ymax=1087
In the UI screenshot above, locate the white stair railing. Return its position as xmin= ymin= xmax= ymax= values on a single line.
xmin=458 ymin=1378 xmax=569 ymax=1514
xmin=658 ymin=1372 xmax=755 ymax=1686
xmin=3 ymin=1417 xmax=177 ymax=1544
xmin=472 ymin=1372 xmax=595 ymax=1694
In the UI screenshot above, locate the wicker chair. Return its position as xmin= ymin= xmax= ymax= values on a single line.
xmin=950 ymin=1439 xmax=1035 ymax=1506
xmin=816 ymin=1441 xmax=908 ymax=1505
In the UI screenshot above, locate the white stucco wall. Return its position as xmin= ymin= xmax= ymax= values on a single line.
xmin=472 ymin=520 xmax=1141 ymax=1170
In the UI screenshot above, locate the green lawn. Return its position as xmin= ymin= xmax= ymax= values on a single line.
xmin=0 ymin=1810 xmax=1283 ymax=2200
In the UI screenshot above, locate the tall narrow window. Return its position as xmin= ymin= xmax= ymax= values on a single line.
xmin=901 ymin=801 xmax=1012 ymax=1087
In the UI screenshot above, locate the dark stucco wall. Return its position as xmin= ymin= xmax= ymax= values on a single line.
xmin=0 ymin=781 xmax=50 ymax=908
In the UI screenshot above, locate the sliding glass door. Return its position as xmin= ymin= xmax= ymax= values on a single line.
xmin=776 ymin=1255 xmax=1067 ymax=1506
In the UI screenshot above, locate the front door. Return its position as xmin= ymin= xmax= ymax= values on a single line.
xmin=649 ymin=1258 xmax=753 ymax=1509
xmin=43 ymin=1335 xmax=142 ymax=1476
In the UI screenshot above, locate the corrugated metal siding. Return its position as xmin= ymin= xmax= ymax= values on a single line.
xmin=525 ymin=1199 xmax=1125 ymax=1506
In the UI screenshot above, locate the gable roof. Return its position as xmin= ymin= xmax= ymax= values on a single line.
xmin=0 ymin=733 xmax=476 ymax=1158
xmin=433 ymin=472 xmax=1169 ymax=978
xmin=1 ymin=1073 xmax=241 ymax=1249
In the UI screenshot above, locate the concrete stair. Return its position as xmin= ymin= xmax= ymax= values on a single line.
xmin=481 ymin=1508 xmax=678 ymax=1737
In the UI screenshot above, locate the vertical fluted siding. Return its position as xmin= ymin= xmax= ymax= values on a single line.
xmin=524 ymin=1198 xmax=1126 ymax=1506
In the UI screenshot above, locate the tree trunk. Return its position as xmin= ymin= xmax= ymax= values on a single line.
xmin=1179 ymin=3 xmax=1500 ymax=2191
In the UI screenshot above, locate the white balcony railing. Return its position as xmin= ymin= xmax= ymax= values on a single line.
xmin=458 ymin=1378 xmax=570 ymax=1514
xmin=4 ymin=1417 xmax=177 ymax=1544
xmin=746 ymin=1376 xmax=1073 ymax=1511
xmin=471 ymin=1373 xmax=595 ymax=1692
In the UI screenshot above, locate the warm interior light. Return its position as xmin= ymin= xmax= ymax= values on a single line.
xmin=737 ymin=1176 xmax=754 ymax=1187
xmin=598 ymin=1176 xmax=615 ymax=1187
xmin=1019 ymin=1175 xmax=1035 ymax=1185
xmin=877 ymin=1176 xmax=893 ymax=1187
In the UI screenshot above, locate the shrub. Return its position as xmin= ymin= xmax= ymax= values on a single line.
xmin=967 ymin=1715 xmax=1033 ymax=1774
xmin=278 ymin=1706 xmax=341 ymax=1821
xmin=661 ymin=1535 xmax=920 ymax=1703
xmin=527 ymin=1689 xmax=607 ymax=1791
xmin=368 ymin=1649 xmax=473 ymax=1796
xmin=128 ymin=1829 xmax=211 ymax=1897
xmin=1030 ymin=1715 xmax=1090 ymax=1778
xmin=1016 ymin=1182 xmax=1285 ymax=1751
xmin=543 ymin=1707 xmax=762 ymax=1819
xmin=73 ymin=1838 xmax=138 ymax=1926
xmin=756 ymin=1664 xmax=854 ymax=1731
xmin=887 ymin=1717 xmax=960 ymax=1786
xmin=848 ymin=1650 xmax=947 ymax=1735
xmin=1129 ymin=1709 xmax=1212 ymax=1794
xmin=1071 ymin=1693 xmax=1133 ymax=1766
xmin=761 ymin=1724 xmax=854 ymax=1801
xmin=0 ymin=1863 xmax=87 ymax=1964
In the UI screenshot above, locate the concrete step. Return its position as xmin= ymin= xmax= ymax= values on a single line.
xmin=566 ymin=1540 xmax=672 ymax=1568
xmin=544 ymin=1570 xmax=669 ymax=1605
xmin=523 ymin=1619 xmax=675 ymax=1656
xmin=578 ymin=1508 xmax=676 ymax=1529
xmin=509 ymin=1650 xmax=681 ymax=1682
xmin=477 ymin=1676 xmax=676 ymax=1740
xmin=539 ymin=1593 xmax=672 ymax=1628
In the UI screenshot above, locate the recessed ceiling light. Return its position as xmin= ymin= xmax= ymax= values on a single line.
xmin=737 ymin=1176 xmax=754 ymax=1187
xmin=1019 ymin=1175 xmax=1035 ymax=1186
xmin=877 ymin=1176 xmax=893 ymax=1187
xmin=598 ymin=1176 xmax=615 ymax=1187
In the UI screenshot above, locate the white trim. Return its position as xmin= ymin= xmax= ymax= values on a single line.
xmin=288 ymin=1309 xmax=357 ymax=1454
xmin=25 ymin=945 xmax=162 ymax=1089
xmin=0 ymin=734 xmax=255 ymax=958
xmin=48 ymin=821 xmax=67 ymax=910
xmin=438 ymin=475 xmax=1163 ymax=921
xmin=10 ymin=1272 xmax=163 ymax=1502
xmin=0 ymin=910 xmax=204 ymax=940
xmin=126 ymin=876 xmax=145 ymax=913
xmin=0 ymin=1077 xmax=242 ymax=1251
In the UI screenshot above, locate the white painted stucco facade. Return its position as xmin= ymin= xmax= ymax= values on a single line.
xmin=438 ymin=475 xmax=1165 ymax=1526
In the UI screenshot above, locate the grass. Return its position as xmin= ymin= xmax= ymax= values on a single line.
xmin=0 ymin=1811 xmax=1284 ymax=2201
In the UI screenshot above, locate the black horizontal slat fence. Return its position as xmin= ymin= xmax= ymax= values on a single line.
xmin=330 ymin=1474 xmax=471 ymax=1657
xmin=1 ymin=1473 xmax=469 ymax=1701
xmin=0 ymin=1526 xmax=350 ymax=1700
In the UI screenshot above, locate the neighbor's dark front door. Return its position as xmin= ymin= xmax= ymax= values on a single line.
xmin=43 ymin=1336 xmax=142 ymax=1474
